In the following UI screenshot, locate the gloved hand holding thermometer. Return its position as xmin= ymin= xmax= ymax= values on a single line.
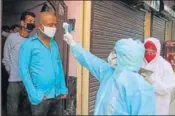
xmin=63 ymin=22 xmax=77 ymax=46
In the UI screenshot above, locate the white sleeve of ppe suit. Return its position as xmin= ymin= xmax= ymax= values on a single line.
xmin=152 ymin=62 xmax=175 ymax=95
xmin=71 ymin=44 xmax=114 ymax=82
xmin=2 ymin=35 xmax=11 ymax=73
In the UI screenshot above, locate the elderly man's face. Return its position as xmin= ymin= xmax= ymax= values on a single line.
xmin=42 ymin=15 xmax=57 ymax=28
xmin=39 ymin=13 xmax=57 ymax=38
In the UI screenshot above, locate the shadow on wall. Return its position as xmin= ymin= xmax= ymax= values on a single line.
xmin=170 ymin=89 xmax=175 ymax=115
xmin=64 ymin=76 xmax=77 ymax=115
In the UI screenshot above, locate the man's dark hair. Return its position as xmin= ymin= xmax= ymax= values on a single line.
xmin=10 ymin=24 xmax=20 ymax=31
xmin=2 ymin=25 xmax=10 ymax=32
xmin=20 ymin=11 xmax=36 ymax=21
xmin=41 ymin=3 xmax=55 ymax=14
xmin=41 ymin=4 xmax=50 ymax=12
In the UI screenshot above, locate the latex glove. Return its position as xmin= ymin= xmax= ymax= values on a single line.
xmin=63 ymin=32 xmax=77 ymax=47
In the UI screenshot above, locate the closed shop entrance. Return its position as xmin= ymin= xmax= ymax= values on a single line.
xmin=89 ymin=1 xmax=145 ymax=114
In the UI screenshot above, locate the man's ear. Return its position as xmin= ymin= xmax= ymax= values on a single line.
xmin=20 ymin=20 xmax=25 ymax=27
xmin=37 ymin=24 xmax=43 ymax=30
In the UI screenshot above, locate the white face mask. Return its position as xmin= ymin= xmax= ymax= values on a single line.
xmin=107 ymin=50 xmax=117 ymax=68
xmin=2 ymin=31 xmax=10 ymax=38
xmin=40 ymin=25 xmax=57 ymax=38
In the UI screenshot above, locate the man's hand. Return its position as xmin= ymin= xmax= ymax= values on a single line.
xmin=43 ymin=96 xmax=48 ymax=100
xmin=60 ymin=94 xmax=67 ymax=99
xmin=63 ymin=33 xmax=76 ymax=46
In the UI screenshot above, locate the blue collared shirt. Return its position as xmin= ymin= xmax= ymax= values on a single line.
xmin=19 ymin=34 xmax=68 ymax=105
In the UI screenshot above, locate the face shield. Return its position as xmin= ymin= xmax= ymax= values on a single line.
xmin=107 ymin=50 xmax=117 ymax=68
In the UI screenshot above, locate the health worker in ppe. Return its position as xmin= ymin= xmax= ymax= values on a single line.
xmin=63 ymin=32 xmax=156 ymax=115
xmin=142 ymin=37 xmax=175 ymax=115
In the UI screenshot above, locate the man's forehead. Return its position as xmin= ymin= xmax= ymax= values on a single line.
xmin=40 ymin=12 xmax=56 ymax=23
xmin=25 ymin=15 xmax=34 ymax=20
xmin=40 ymin=12 xmax=56 ymax=19
xmin=46 ymin=19 xmax=57 ymax=23
xmin=43 ymin=16 xmax=57 ymax=24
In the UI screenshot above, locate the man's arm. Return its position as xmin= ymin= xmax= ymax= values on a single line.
xmin=19 ymin=41 xmax=44 ymax=105
xmin=2 ymin=35 xmax=11 ymax=73
xmin=56 ymin=43 xmax=68 ymax=96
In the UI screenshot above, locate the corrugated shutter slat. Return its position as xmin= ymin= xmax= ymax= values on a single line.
xmin=89 ymin=1 xmax=145 ymax=114
xmin=152 ymin=15 xmax=166 ymax=56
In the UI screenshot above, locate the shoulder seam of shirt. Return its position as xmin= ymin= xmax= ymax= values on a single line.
xmin=51 ymin=38 xmax=56 ymax=43
xmin=28 ymin=34 xmax=39 ymax=41
xmin=7 ymin=33 xmax=15 ymax=40
xmin=22 ymin=36 xmax=36 ymax=46
xmin=30 ymin=37 xmax=38 ymax=41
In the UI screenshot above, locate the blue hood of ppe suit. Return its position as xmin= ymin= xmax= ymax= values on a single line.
xmin=71 ymin=38 xmax=156 ymax=115
xmin=115 ymin=38 xmax=145 ymax=72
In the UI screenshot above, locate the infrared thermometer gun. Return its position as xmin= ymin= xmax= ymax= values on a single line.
xmin=62 ymin=22 xmax=76 ymax=46
xmin=63 ymin=22 xmax=72 ymax=34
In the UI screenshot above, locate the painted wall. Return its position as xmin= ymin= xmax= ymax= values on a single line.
xmin=2 ymin=15 xmax=20 ymax=26
xmin=2 ymin=1 xmax=46 ymax=26
xmin=65 ymin=1 xmax=83 ymax=77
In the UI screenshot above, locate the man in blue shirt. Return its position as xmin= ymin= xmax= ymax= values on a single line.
xmin=19 ymin=11 xmax=68 ymax=116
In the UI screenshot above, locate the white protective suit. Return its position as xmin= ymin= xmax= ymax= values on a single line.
xmin=142 ymin=37 xmax=175 ymax=115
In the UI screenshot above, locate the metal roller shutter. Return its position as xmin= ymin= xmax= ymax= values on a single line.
xmin=89 ymin=1 xmax=145 ymax=114
xmin=152 ymin=15 xmax=166 ymax=57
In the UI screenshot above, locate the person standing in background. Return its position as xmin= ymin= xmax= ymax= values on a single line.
xmin=2 ymin=11 xmax=36 ymax=116
xmin=142 ymin=37 xmax=175 ymax=115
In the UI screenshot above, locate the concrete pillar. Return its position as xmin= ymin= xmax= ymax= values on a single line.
xmin=172 ymin=20 xmax=175 ymax=40
xmin=81 ymin=1 xmax=91 ymax=115
xmin=76 ymin=1 xmax=91 ymax=115
xmin=144 ymin=11 xmax=151 ymax=39
xmin=165 ymin=21 xmax=173 ymax=41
